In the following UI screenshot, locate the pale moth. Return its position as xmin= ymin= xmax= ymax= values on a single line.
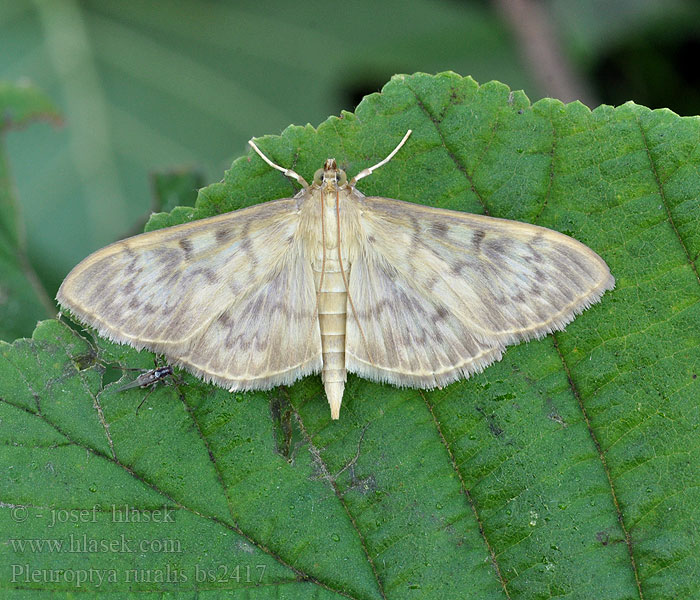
xmin=57 ymin=130 xmax=614 ymax=419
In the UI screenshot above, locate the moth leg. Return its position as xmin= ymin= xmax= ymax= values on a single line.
xmin=248 ymin=139 xmax=309 ymax=188
xmin=350 ymin=130 xmax=412 ymax=185
xmin=136 ymin=385 xmax=156 ymax=415
xmin=171 ymin=371 xmax=187 ymax=389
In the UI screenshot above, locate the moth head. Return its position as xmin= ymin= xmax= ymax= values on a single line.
xmin=313 ymin=159 xmax=348 ymax=190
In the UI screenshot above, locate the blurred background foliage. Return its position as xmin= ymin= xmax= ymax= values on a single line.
xmin=1 ymin=0 xmax=699 ymax=338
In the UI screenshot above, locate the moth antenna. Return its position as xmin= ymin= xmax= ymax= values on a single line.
xmin=248 ymin=139 xmax=309 ymax=188
xmin=349 ymin=130 xmax=412 ymax=185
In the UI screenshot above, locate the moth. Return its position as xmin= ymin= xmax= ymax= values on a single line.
xmin=57 ymin=130 xmax=614 ymax=419
xmin=116 ymin=362 xmax=178 ymax=413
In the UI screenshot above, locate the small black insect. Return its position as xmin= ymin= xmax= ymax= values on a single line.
xmin=117 ymin=362 xmax=180 ymax=413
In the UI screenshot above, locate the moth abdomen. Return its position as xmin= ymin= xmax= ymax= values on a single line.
xmin=314 ymin=258 xmax=349 ymax=420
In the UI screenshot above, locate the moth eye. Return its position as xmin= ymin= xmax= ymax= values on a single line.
xmin=337 ymin=170 xmax=347 ymax=186
xmin=313 ymin=168 xmax=324 ymax=185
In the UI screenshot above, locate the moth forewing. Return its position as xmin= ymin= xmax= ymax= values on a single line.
xmin=57 ymin=198 xmax=323 ymax=391
xmin=343 ymin=195 xmax=614 ymax=389
xmin=58 ymin=129 xmax=614 ymax=420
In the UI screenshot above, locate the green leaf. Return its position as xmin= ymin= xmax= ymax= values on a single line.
xmin=0 ymin=80 xmax=61 ymax=341
xmin=2 ymin=72 xmax=699 ymax=599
